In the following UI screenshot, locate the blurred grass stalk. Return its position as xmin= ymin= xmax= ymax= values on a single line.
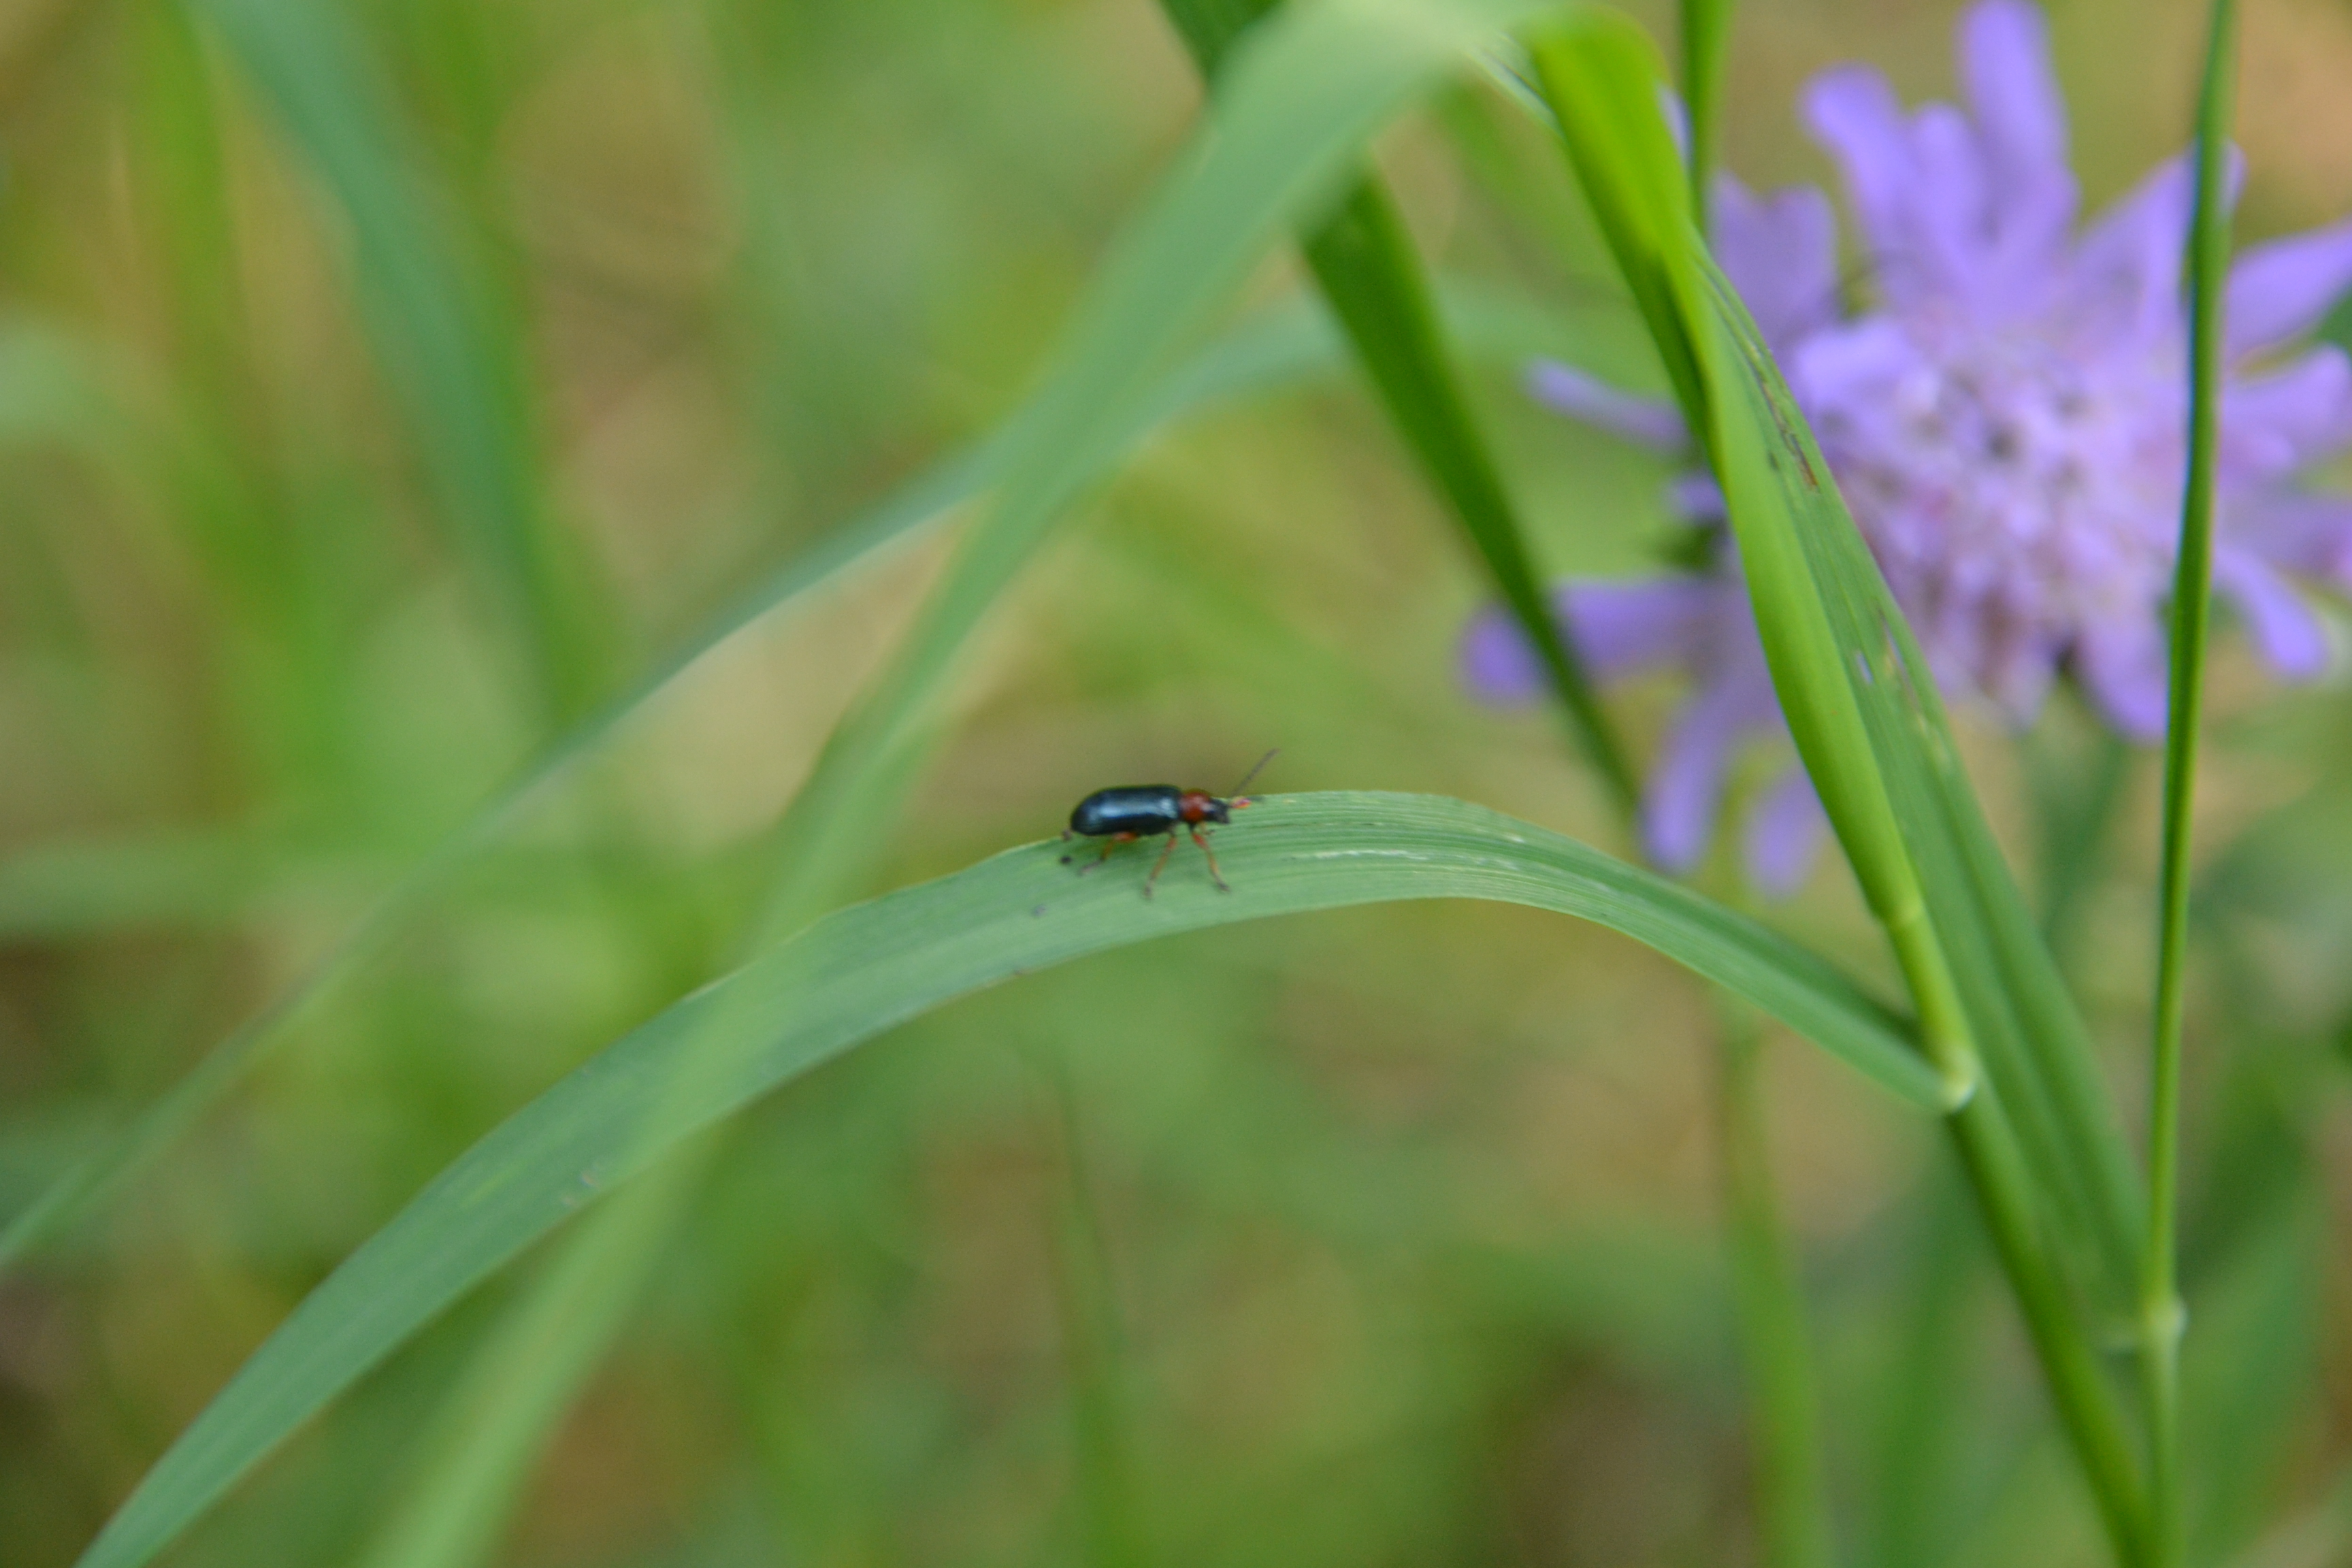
xmin=2144 ymin=1 xmax=2238 ymax=1563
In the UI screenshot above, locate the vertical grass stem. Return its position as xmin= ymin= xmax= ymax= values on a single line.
xmin=2146 ymin=2 xmax=2238 ymax=1561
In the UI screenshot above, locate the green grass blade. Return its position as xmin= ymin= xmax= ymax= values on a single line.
xmin=1677 ymin=0 xmax=1732 ymax=208
xmin=1521 ymin=12 xmax=2144 ymax=1293
xmin=187 ymin=0 xmax=608 ymax=719
xmin=350 ymin=1156 xmax=706 ymax=1568
xmin=2145 ymin=3 xmax=2238 ymax=1561
xmin=1297 ymin=184 xmax=1637 ymax=808
xmin=1714 ymin=1004 xmax=1834 ymax=1568
xmin=0 ymin=260 xmax=1627 ymax=1261
xmin=0 ymin=291 xmax=1379 ymax=1270
xmin=742 ymin=0 xmax=1564 ymax=944
xmin=69 ymin=790 xmax=1934 ymax=1568
xmin=1158 ymin=0 xmax=1635 ymax=811
xmin=1521 ymin=19 xmax=2150 ymax=1556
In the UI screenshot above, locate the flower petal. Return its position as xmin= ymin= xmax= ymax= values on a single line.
xmin=2234 ymin=491 xmax=2352 ymax=586
xmin=1956 ymin=0 xmax=2078 ymax=316
xmin=2227 ymin=217 xmax=2352 ymax=359
xmin=1960 ymin=0 xmax=2069 ymax=185
xmin=2216 ymin=549 xmax=2330 ymax=679
xmin=2068 ymin=150 xmax=2240 ymax=347
xmin=1711 ymin=174 xmax=1841 ymax=348
xmin=1526 ymin=360 xmax=1688 ymax=451
xmin=1560 ymin=578 xmax=1722 ymax=679
xmin=2072 ymin=617 xmax=2170 ymax=741
xmin=1460 ymin=606 xmax=1547 ymax=704
xmin=1643 ymin=668 xmax=1761 ymax=872
xmin=2221 ymin=346 xmax=2352 ymax=481
xmin=1803 ymin=65 xmax=1925 ymax=304
xmin=1743 ymin=767 xmax=1829 ymax=898
xmin=1459 ymin=576 xmax=1719 ymax=704
xmin=2068 ymin=157 xmax=2190 ymax=345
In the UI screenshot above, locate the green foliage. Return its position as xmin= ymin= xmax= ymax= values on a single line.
xmin=73 ymin=791 xmax=1933 ymax=1568
xmin=3 ymin=1 xmax=2342 ymax=1566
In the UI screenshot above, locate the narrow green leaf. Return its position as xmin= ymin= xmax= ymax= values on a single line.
xmin=1159 ymin=0 xmax=1639 ymax=811
xmin=1520 ymin=20 xmax=2151 ymax=1556
xmin=1677 ymin=0 xmax=1732 ymax=210
xmin=2145 ymin=3 xmax=2238 ymax=1561
xmin=71 ymin=790 xmax=1931 ymax=1568
xmin=1520 ymin=11 xmax=2146 ymax=1295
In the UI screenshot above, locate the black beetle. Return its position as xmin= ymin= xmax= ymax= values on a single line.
xmin=1060 ymin=751 xmax=1275 ymax=896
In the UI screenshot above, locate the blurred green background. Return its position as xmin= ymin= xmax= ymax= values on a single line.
xmin=6 ymin=0 xmax=2352 ymax=1563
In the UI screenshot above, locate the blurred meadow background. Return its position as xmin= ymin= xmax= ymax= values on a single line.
xmin=9 ymin=0 xmax=2352 ymax=1565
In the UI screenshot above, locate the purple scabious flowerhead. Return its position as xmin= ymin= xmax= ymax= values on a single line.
xmin=1468 ymin=0 xmax=2352 ymax=891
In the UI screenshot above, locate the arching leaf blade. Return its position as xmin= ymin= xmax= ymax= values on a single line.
xmin=72 ymin=791 xmax=1931 ymax=1568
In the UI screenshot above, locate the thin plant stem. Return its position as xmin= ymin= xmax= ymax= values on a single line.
xmin=1676 ymin=14 xmax=1832 ymax=1557
xmin=1713 ymin=1000 xmax=1835 ymax=1568
xmin=2146 ymin=1 xmax=2238 ymax=1561
xmin=1036 ymin=1056 xmax=1152 ymax=1568
xmin=1886 ymin=899 xmax=2151 ymax=1566
xmin=1679 ymin=0 xmax=1732 ymax=212
xmin=2034 ymin=716 xmax=2132 ymax=966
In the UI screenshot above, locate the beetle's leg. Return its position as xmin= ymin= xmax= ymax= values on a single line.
xmin=1191 ymin=826 xmax=1228 ymax=892
xmin=1143 ymin=830 xmax=1179 ymax=898
xmin=1075 ymin=834 xmax=1133 ymax=875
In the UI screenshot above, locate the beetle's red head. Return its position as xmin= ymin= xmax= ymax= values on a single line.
xmin=1177 ymin=789 xmax=1229 ymax=825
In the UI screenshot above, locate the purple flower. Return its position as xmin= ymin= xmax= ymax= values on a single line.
xmin=1469 ymin=0 xmax=2352 ymax=889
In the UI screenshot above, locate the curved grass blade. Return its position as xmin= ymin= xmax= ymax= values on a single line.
xmin=740 ymin=0 xmax=1566 ymax=945
xmin=71 ymin=790 xmax=1932 ymax=1568
xmin=1159 ymin=0 xmax=1637 ymax=811
xmin=0 ymin=290 xmax=1397 ymax=1269
xmin=0 ymin=259 xmax=1631 ymax=1264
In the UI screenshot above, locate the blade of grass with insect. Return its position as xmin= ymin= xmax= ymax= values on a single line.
xmin=340 ymin=2 xmax=1623 ymax=1514
xmin=2145 ymin=4 xmax=2236 ymax=1561
xmin=0 ymin=283 xmax=1444 ymax=1267
xmin=187 ymin=0 xmax=610 ymax=722
xmin=321 ymin=3 xmax=1627 ymax=1542
xmin=1158 ymin=0 xmax=1636 ymax=814
xmin=742 ymin=0 xmax=1569 ymax=947
xmin=0 ymin=261 xmax=1633 ymax=1264
xmin=54 ymin=11 xmax=1878 ymax=1564
xmin=1520 ymin=18 xmax=2149 ymax=1560
xmin=67 ymin=789 xmax=1940 ymax=1568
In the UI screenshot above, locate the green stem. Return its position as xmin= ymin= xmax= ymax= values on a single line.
xmin=1038 ymin=1059 xmax=1151 ymax=1568
xmin=1673 ymin=18 xmax=1831 ymax=1562
xmin=1886 ymin=898 xmax=2149 ymax=1566
xmin=1714 ymin=1004 xmax=1834 ymax=1568
xmin=2146 ymin=4 xmax=2236 ymax=1563
xmin=1678 ymin=0 xmax=1731 ymax=213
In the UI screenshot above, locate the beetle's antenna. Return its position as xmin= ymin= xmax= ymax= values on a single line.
xmin=1230 ymin=749 xmax=1278 ymax=798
